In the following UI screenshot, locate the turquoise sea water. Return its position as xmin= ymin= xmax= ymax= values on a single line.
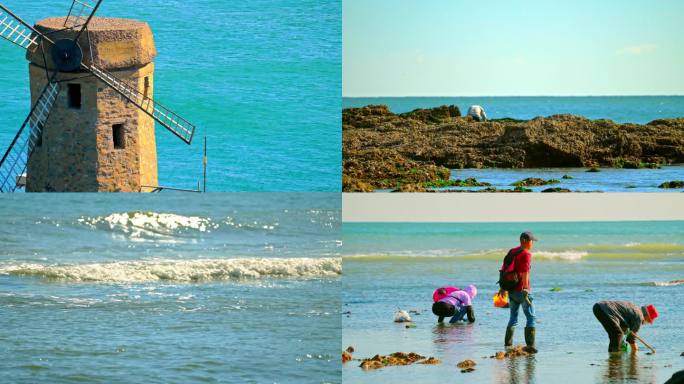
xmin=0 ymin=194 xmax=341 ymax=383
xmin=342 ymin=222 xmax=684 ymax=384
xmin=0 ymin=0 xmax=341 ymax=191
xmin=343 ymin=96 xmax=684 ymax=124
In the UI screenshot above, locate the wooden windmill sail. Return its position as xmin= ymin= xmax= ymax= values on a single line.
xmin=0 ymin=0 xmax=196 ymax=192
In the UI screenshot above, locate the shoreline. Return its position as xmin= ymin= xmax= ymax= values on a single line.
xmin=343 ymin=105 xmax=684 ymax=192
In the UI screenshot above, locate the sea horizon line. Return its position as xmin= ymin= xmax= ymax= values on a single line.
xmin=343 ymin=94 xmax=684 ymax=98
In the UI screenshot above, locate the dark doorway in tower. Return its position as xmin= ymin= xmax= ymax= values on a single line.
xmin=67 ymin=83 xmax=81 ymax=109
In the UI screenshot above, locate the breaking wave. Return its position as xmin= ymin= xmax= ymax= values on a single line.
xmin=640 ymin=279 xmax=684 ymax=287
xmin=533 ymin=251 xmax=588 ymax=261
xmin=343 ymin=250 xmax=588 ymax=261
xmin=344 ymin=243 xmax=683 ymax=262
xmin=0 ymin=257 xmax=341 ymax=283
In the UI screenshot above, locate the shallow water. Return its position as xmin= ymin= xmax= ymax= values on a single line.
xmin=342 ymin=96 xmax=684 ymax=124
xmin=374 ymin=166 xmax=684 ymax=193
xmin=0 ymin=194 xmax=341 ymax=383
xmin=342 ymin=222 xmax=684 ymax=384
xmin=442 ymin=166 xmax=684 ymax=192
xmin=0 ymin=0 xmax=341 ymax=192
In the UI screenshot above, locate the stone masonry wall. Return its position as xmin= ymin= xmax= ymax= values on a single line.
xmin=26 ymin=64 xmax=158 ymax=192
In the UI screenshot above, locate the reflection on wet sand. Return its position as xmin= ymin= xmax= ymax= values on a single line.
xmin=492 ymin=355 xmax=536 ymax=384
xmin=432 ymin=323 xmax=477 ymax=352
xmin=431 ymin=322 xmax=479 ymax=356
xmin=431 ymin=322 xmax=477 ymax=343
xmin=601 ymin=353 xmax=656 ymax=384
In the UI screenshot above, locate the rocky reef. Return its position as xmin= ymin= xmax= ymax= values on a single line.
xmin=343 ymin=105 xmax=684 ymax=191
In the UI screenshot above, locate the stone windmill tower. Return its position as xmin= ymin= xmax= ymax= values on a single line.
xmin=0 ymin=0 xmax=195 ymax=192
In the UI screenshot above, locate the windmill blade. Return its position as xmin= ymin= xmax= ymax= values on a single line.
xmin=0 ymin=4 xmax=43 ymax=51
xmin=0 ymin=81 xmax=60 ymax=192
xmin=69 ymin=0 xmax=103 ymax=43
xmin=64 ymin=0 xmax=99 ymax=28
xmin=85 ymin=63 xmax=196 ymax=144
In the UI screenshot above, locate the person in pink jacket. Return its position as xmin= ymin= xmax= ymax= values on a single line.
xmin=432 ymin=285 xmax=477 ymax=323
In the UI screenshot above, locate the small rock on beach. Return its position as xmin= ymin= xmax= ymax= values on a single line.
xmin=456 ymin=359 xmax=477 ymax=369
xmin=359 ymin=352 xmax=440 ymax=370
xmin=491 ymin=345 xmax=531 ymax=359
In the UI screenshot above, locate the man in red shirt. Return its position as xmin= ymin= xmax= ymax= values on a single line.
xmin=502 ymin=231 xmax=538 ymax=353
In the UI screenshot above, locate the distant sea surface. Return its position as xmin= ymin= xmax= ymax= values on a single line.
xmin=0 ymin=0 xmax=341 ymax=191
xmin=0 ymin=193 xmax=341 ymax=383
xmin=343 ymin=96 xmax=684 ymax=124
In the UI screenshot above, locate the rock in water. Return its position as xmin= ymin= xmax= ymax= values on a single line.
xmin=456 ymin=359 xmax=477 ymax=369
xmin=658 ymin=180 xmax=684 ymax=189
xmin=492 ymin=346 xmax=530 ymax=359
xmin=358 ymin=352 xmax=440 ymax=370
xmin=342 ymin=351 xmax=352 ymax=363
xmin=511 ymin=177 xmax=560 ymax=187
xmin=346 ymin=346 xmax=355 ymax=353
xmin=418 ymin=357 xmax=441 ymax=365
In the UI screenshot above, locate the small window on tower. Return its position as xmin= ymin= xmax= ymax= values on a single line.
xmin=35 ymin=121 xmax=44 ymax=147
xmin=112 ymin=124 xmax=125 ymax=149
xmin=143 ymin=76 xmax=150 ymax=99
xmin=67 ymin=83 xmax=81 ymax=109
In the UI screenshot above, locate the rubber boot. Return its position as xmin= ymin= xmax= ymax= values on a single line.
xmin=524 ymin=327 xmax=538 ymax=353
xmin=505 ymin=326 xmax=514 ymax=347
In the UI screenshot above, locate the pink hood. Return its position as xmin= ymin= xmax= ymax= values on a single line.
xmin=463 ymin=284 xmax=477 ymax=300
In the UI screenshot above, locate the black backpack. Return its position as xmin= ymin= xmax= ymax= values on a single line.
xmin=497 ymin=248 xmax=524 ymax=291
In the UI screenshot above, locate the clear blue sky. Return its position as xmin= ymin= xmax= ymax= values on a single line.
xmin=343 ymin=0 xmax=684 ymax=96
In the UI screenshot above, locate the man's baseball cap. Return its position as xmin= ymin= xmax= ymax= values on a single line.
xmin=520 ymin=231 xmax=538 ymax=241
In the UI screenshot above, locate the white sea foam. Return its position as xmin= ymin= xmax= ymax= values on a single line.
xmin=0 ymin=258 xmax=341 ymax=283
xmin=78 ymin=212 xmax=218 ymax=239
xmin=644 ymin=279 xmax=684 ymax=287
xmin=521 ymin=251 xmax=588 ymax=261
